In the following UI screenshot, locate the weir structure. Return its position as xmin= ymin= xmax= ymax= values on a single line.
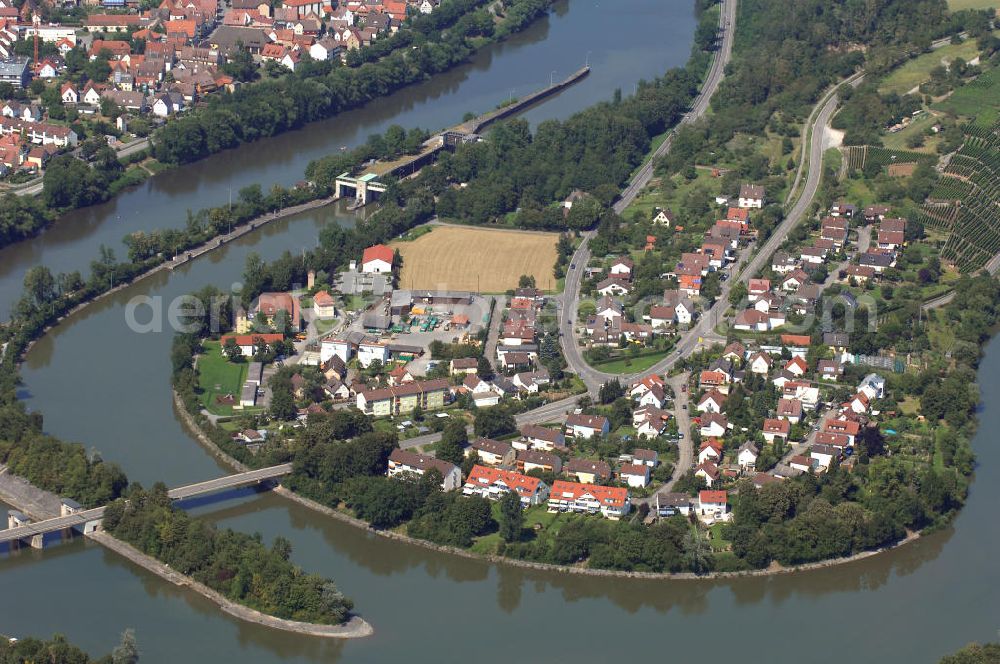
xmin=335 ymin=66 xmax=591 ymax=206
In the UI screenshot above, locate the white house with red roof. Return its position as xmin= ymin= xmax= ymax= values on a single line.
xmin=697 ymin=389 xmax=726 ymax=414
xmin=361 ymin=243 xmax=394 ymax=274
xmin=785 ymin=356 xmax=808 ymax=376
xmin=547 ymin=480 xmax=630 ymax=519
xmin=698 ymin=489 xmax=730 ymax=522
xmin=698 ymin=438 xmax=723 ymax=464
xmin=762 ymin=418 xmax=791 ymax=443
xmin=619 ymin=463 xmax=650 ymax=488
xmin=462 ymin=465 xmax=549 ymax=507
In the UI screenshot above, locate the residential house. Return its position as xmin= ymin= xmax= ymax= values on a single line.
xmin=762 ymin=418 xmax=791 ymax=443
xmin=737 ymin=442 xmax=759 ymax=471
xmin=695 ymin=461 xmax=720 ymax=487
xmin=698 ymin=438 xmax=723 ymax=464
xmin=810 ymin=444 xmax=839 ymax=469
xmin=449 ymin=357 xmax=479 ymax=376
xmin=777 ymin=398 xmax=803 ymax=423
xmin=697 ymin=389 xmax=726 ymax=414
xmin=748 ymin=352 xmax=773 ymax=375
xmin=633 ymin=406 xmax=671 ymax=439
xmin=565 ymin=413 xmax=610 ymax=440
xmin=609 ymin=257 xmax=633 ymax=278
xmin=387 ymin=449 xmax=461 ymax=491
xmin=361 ymin=243 xmax=393 ymax=274
xmin=698 ymin=490 xmax=729 ymax=521
xmin=463 ymin=465 xmax=549 ymax=507
xmin=737 ymin=183 xmax=765 ymax=208
xmin=312 ymin=290 xmax=336 ymax=318
xmin=547 ymin=481 xmax=630 ymax=519
xmin=218 ymin=332 xmax=284 ymax=356
xmin=858 ymin=373 xmax=886 ymax=400
xmin=520 ymin=424 xmax=566 ymax=451
xmin=466 ymin=438 xmax=515 ymax=467
xmin=748 ymin=278 xmax=770 ymax=302
xmin=517 ymin=449 xmax=562 ymax=475
xmin=784 ymin=356 xmax=808 ymax=377
xmin=619 ymin=464 xmax=650 ymax=488
xmin=816 ymin=359 xmax=842 ymax=381
xmin=564 ymin=459 xmax=612 ymax=484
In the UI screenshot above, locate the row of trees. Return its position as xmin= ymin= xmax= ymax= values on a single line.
xmin=103 ymin=485 xmax=354 ymax=624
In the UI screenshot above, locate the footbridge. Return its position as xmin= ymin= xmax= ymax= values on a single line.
xmin=0 ymin=463 xmax=293 ymax=550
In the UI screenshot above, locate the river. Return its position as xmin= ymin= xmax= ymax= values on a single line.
xmin=0 ymin=0 xmax=695 ymax=319
xmin=5 ymin=0 xmax=999 ymax=661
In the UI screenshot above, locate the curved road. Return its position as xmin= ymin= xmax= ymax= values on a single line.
xmin=560 ymin=0 xmax=738 ymax=392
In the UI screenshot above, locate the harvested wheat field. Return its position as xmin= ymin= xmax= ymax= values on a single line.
xmin=392 ymin=225 xmax=560 ymax=292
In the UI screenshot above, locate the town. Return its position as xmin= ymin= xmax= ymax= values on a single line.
xmin=0 ymin=0 xmax=451 ymax=176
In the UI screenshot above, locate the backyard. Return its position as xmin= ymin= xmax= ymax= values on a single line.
xmin=197 ymin=340 xmax=251 ymax=416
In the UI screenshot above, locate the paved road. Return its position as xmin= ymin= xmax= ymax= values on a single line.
xmin=638 ymin=373 xmax=692 ymax=506
xmin=558 ymin=0 xmax=738 ymax=394
xmin=484 ymin=296 xmax=506 ymax=370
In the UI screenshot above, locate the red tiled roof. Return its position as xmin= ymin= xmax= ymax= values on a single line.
xmin=465 ymin=465 xmax=541 ymax=498
xmin=550 ymin=480 xmax=627 ymax=508
xmin=362 ymin=243 xmax=393 ymax=265
xmin=700 ymin=489 xmax=727 ymax=504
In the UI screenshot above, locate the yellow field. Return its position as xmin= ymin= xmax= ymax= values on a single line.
xmin=392 ymin=225 xmax=560 ymax=292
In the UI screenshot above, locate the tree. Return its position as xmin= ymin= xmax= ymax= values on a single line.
xmin=474 ymin=407 xmax=515 ymax=439
xmin=598 ymin=378 xmax=624 ymax=404
xmin=517 ymin=274 xmax=536 ymax=289
xmin=728 ymin=281 xmax=748 ymax=306
xmin=270 ymin=387 xmax=296 ymax=420
xmin=497 ymin=489 xmax=524 ymax=542
xmin=23 ymin=265 xmax=56 ymax=306
xmin=436 ymin=421 xmax=468 ymax=465
xmin=223 ymin=337 xmax=243 ymax=362
xmin=682 ymin=528 xmax=713 ymax=573
xmin=476 ymin=355 xmax=494 ymax=380
xmin=112 ymin=629 xmax=139 ymax=664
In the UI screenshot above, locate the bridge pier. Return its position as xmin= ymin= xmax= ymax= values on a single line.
xmin=30 ymin=534 xmax=43 ymax=549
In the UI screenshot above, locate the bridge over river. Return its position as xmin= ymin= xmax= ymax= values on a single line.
xmin=0 ymin=463 xmax=293 ymax=549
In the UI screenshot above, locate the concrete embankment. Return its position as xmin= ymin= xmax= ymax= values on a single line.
xmin=87 ymin=530 xmax=373 ymax=639
xmin=18 ymin=195 xmax=338 ymax=361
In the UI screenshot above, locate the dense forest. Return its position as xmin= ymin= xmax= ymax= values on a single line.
xmin=103 ymin=485 xmax=354 ymax=624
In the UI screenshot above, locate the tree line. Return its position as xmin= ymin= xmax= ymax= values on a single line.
xmin=103 ymin=484 xmax=354 ymax=624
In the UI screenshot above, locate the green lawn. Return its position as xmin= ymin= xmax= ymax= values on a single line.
xmin=947 ymin=0 xmax=997 ymax=9
xmin=934 ymin=68 xmax=1000 ymax=128
xmin=708 ymin=523 xmax=730 ymax=552
xmin=881 ymin=112 xmax=942 ymax=153
xmin=879 ymin=40 xmax=983 ymax=95
xmin=198 ymin=341 xmax=249 ymax=416
xmin=593 ymin=350 xmax=670 ymax=374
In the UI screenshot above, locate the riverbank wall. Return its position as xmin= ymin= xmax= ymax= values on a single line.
xmin=17 ymin=194 xmax=338 ymax=361
xmin=87 ymin=530 xmax=373 ymax=639
xmin=173 ymin=391 xmax=925 ymax=582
